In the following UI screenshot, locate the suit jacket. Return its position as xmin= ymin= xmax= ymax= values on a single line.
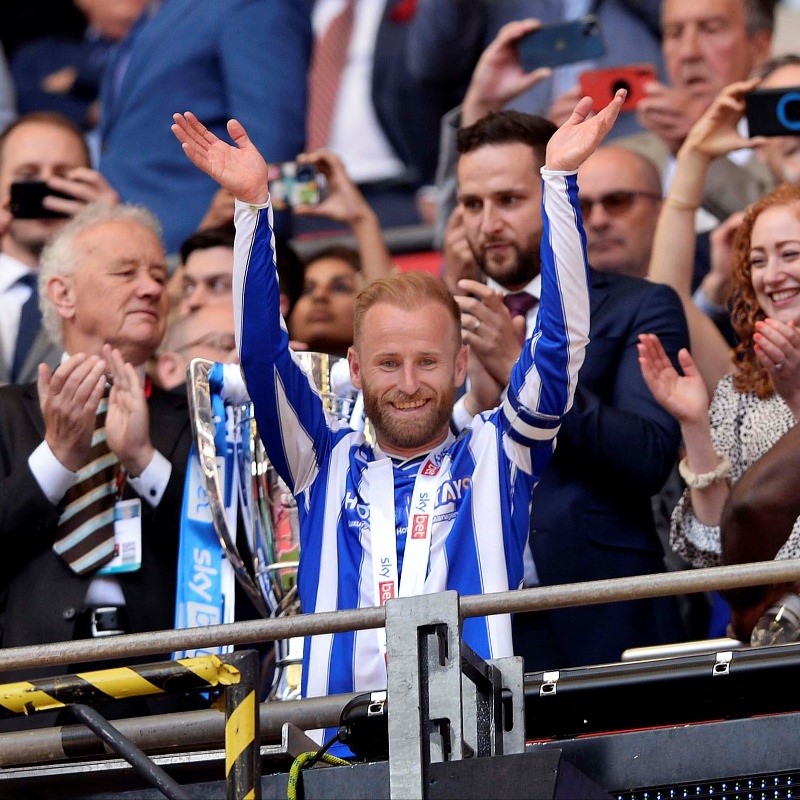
xmin=0 ymin=327 xmax=62 ymax=386
xmin=513 ymin=271 xmax=690 ymax=671
xmin=407 ymin=0 xmax=665 ymax=141
xmin=371 ymin=0 xmax=467 ymax=187
xmin=616 ymin=132 xmax=776 ymax=222
xmin=99 ymin=0 xmax=312 ymax=252
xmin=0 ymin=381 xmax=192 ymax=676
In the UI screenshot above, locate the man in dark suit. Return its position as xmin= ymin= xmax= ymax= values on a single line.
xmin=0 ymin=111 xmax=120 ymax=384
xmin=0 ymin=202 xmax=193 ymax=725
xmin=303 ymin=0 xmax=463 ymax=230
xmin=99 ymin=0 xmax=311 ymax=252
xmin=453 ymin=110 xmax=688 ymax=671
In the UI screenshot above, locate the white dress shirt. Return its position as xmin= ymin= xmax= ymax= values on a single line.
xmin=313 ymin=0 xmax=405 ymax=183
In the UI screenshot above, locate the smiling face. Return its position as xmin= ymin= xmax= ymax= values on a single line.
xmin=54 ymin=219 xmax=169 ymax=365
xmin=348 ymin=300 xmax=467 ymax=458
xmin=661 ymin=0 xmax=771 ymax=109
xmin=749 ymin=203 xmax=800 ymax=325
xmin=457 ymin=142 xmax=543 ymax=291
xmin=289 ymin=256 xmax=360 ymax=354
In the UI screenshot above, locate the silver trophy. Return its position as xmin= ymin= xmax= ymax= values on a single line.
xmin=187 ymin=354 xmax=363 ymax=699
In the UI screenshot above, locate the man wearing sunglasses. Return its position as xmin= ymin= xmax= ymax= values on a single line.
xmin=455 ymin=112 xmax=691 ymax=671
xmin=577 ymin=146 xmax=663 ymax=279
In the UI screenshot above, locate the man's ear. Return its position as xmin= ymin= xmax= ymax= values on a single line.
xmin=454 ymin=343 xmax=469 ymax=388
xmin=47 ymin=275 xmax=76 ymax=322
xmin=155 ymin=352 xmax=186 ymax=391
xmin=348 ymin=345 xmax=362 ymax=390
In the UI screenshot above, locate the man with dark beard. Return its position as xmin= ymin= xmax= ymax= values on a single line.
xmin=453 ymin=109 xmax=692 ymax=670
xmin=172 ymin=90 xmax=623 ymax=732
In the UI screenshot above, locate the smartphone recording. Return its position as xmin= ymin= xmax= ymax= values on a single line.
xmin=746 ymin=87 xmax=800 ymax=137
xmin=516 ymin=15 xmax=605 ymax=73
xmin=579 ymin=63 xmax=657 ymax=113
xmin=9 ymin=181 xmax=73 ymax=219
xmin=268 ymin=162 xmax=322 ymax=211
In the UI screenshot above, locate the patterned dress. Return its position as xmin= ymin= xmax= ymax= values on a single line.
xmin=671 ymin=373 xmax=798 ymax=567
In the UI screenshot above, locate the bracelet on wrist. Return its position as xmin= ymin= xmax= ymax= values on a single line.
xmin=664 ymin=195 xmax=699 ymax=212
xmin=678 ymin=452 xmax=731 ymax=489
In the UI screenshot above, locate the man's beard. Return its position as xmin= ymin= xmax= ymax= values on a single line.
xmin=363 ymin=383 xmax=455 ymax=454
xmin=473 ymin=238 xmax=540 ymax=290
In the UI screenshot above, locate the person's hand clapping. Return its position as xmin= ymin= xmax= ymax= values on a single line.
xmin=103 ymin=345 xmax=155 ymax=478
xmin=754 ymin=318 xmax=800 ymax=417
xmin=38 ymin=353 xmax=107 ymax=472
xmin=637 ymin=333 xmax=710 ymax=425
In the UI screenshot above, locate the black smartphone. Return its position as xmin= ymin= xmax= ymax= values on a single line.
xmin=267 ymin=162 xmax=322 ymax=212
xmin=9 ymin=181 xmax=73 ymax=219
xmin=746 ymin=86 xmax=800 ymax=137
xmin=516 ymin=15 xmax=605 ymax=72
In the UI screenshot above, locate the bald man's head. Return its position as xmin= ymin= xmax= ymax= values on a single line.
xmin=577 ymin=147 xmax=662 ymax=278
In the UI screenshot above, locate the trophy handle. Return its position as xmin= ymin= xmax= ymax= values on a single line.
xmin=187 ymin=358 xmax=270 ymax=618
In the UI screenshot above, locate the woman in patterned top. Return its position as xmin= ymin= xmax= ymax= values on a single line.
xmin=638 ymin=80 xmax=800 ymax=590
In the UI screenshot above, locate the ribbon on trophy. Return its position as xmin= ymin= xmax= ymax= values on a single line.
xmin=174 ymin=363 xmax=239 ymax=659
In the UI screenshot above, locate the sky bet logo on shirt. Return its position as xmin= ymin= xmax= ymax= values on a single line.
xmin=378 ymin=579 xmax=395 ymax=603
xmin=411 ymin=514 xmax=429 ymax=539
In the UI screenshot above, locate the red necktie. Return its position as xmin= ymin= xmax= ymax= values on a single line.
xmin=503 ymin=292 xmax=537 ymax=345
xmin=307 ymin=0 xmax=356 ymax=151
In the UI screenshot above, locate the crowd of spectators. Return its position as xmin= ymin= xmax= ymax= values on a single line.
xmin=1 ymin=0 xmax=800 ymax=730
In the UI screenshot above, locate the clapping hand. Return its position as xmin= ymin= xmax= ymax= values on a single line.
xmin=754 ymin=318 xmax=800 ymax=416
xmin=637 ymin=333 xmax=710 ymax=426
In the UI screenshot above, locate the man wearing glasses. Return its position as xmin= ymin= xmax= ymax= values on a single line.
xmin=454 ymin=112 xmax=691 ymax=671
xmin=576 ymin=146 xmax=663 ymax=280
xmin=154 ymin=304 xmax=237 ymax=391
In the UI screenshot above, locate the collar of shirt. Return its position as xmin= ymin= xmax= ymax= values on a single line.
xmin=0 ymin=252 xmax=35 ymax=295
xmin=485 ymin=275 xmax=541 ymax=304
xmin=373 ymin=430 xmax=456 ymax=469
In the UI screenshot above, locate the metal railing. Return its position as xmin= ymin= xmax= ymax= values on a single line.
xmin=0 ymin=558 xmax=797 ymax=675
xmin=1 ymin=558 xmax=799 ymax=793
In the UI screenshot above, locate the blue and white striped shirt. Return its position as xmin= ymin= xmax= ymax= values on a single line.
xmin=232 ymin=168 xmax=591 ymax=704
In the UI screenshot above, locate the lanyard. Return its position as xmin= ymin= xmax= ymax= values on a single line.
xmin=368 ymin=452 xmax=451 ymax=657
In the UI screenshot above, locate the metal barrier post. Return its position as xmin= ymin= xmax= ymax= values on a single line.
xmin=385 ymin=590 xmax=464 ymax=800
xmin=225 ymin=650 xmax=261 ymax=800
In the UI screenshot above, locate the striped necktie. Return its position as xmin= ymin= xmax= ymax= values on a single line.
xmin=52 ymin=388 xmax=119 ymax=575
xmin=306 ymin=0 xmax=355 ymax=151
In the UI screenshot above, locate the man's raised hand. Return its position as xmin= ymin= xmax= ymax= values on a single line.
xmin=545 ymin=90 xmax=625 ymax=172
xmin=172 ymin=113 xmax=270 ymax=205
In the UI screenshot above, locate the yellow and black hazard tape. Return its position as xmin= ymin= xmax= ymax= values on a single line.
xmin=0 ymin=655 xmax=240 ymax=717
xmin=225 ymin=682 xmax=258 ymax=799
